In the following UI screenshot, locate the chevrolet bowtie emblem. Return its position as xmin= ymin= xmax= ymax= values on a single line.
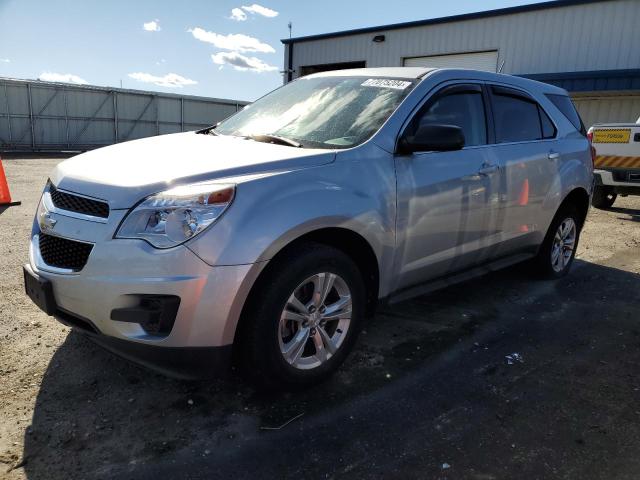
xmin=39 ymin=211 xmax=57 ymax=231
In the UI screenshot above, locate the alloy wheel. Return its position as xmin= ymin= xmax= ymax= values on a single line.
xmin=551 ymin=218 xmax=577 ymax=273
xmin=278 ymin=272 xmax=352 ymax=370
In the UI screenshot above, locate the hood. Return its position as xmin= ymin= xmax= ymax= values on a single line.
xmin=51 ymin=132 xmax=335 ymax=209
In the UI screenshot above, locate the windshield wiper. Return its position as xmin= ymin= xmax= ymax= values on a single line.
xmin=196 ymin=124 xmax=220 ymax=136
xmin=249 ymin=134 xmax=302 ymax=148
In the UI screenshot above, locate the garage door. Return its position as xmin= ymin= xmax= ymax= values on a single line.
xmin=403 ymin=51 xmax=498 ymax=72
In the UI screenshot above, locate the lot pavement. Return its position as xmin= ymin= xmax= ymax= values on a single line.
xmin=1 ymin=157 xmax=640 ymax=479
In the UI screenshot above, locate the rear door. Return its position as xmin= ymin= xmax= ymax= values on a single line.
xmin=483 ymin=85 xmax=559 ymax=260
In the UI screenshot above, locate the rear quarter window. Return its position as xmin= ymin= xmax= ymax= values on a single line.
xmin=546 ymin=94 xmax=586 ymax=135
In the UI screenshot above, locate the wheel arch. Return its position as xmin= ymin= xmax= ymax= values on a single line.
xmin=559 ymin=186 xmax=590 ymax=227
xmin=232 ymin=227 xmax=381 ymax=347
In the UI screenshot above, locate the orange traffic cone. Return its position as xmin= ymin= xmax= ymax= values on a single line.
xmin=517 ymin=178 xmax=529 ymax=206
xmin=0 ymin=156 xmax=21 ymax=207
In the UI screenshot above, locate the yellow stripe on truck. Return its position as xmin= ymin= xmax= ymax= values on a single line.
xmin=595 ymin=155 xmax=640 ymax=169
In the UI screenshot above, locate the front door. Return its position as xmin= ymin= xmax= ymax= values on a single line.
xmin=393 ymin=83 xmax=502 ymax=292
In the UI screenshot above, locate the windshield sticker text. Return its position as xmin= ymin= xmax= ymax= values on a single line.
xmin=361 ymin=79 xmax=412 ymax=90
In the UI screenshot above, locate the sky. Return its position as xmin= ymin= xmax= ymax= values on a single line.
xmin=0 ymin=0 xmax=546 ymax=102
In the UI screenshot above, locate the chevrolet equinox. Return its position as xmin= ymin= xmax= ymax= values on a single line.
xmin=24 ymin=68 xmax=593 ymax=388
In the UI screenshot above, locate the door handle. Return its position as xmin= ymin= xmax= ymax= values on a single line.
xmin=548 ymin=151 xmax=560 ymax=160
xmin=478 ymin=163 xmax=499 ymax=176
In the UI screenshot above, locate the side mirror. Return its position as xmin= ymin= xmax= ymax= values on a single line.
xmin=398 ymin=124 xmax=465 ymax=154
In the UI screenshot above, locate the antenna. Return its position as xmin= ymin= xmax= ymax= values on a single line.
xmin=288 ymin=21 xmax=292 ymax=40
xmin=498 ymin=60 xmax=505 ymax=74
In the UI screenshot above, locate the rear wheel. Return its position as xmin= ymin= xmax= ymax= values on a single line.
xmin=592 ymin=186 xmax=617 ymax=209
xmin=533 ymin=206 xmax=582 ymax=279
xmin=238 ymin=243 xmax=365 ymax=390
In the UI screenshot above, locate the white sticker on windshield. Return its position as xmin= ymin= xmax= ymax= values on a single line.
xmin=361 ymin=79 xmax=412 ymax=90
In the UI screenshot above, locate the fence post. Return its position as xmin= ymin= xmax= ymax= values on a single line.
xmin=63 ymin=88 xmax=70 ymax=149
xmin=113 ymin=91 xmax=118 ymax=143
xmin=3 ymin=82 xmax=12 ymax=146
xmin=180 ymin=98 xmax=184 ymax=132
xmin=27 ymin=83 xmax=35 ymax=149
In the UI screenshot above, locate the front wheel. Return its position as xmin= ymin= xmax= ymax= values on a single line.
xmin=238 ymin=243 xmax=365 ymax=390
xmin=532 ymin=206 xmax=582 ymax=279
xmin=592 ymin=186 xmax=617 ymax=209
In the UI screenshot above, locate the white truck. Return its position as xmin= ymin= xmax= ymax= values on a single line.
xmin=589 ymin=118 xmax=640 ymax=208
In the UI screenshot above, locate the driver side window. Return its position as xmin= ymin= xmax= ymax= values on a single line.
xmin=409 ymin=87 xmax=488 ymax=147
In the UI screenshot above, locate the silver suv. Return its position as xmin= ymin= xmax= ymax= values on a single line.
xmin=24 ymin=68 xmax=593 ymax=388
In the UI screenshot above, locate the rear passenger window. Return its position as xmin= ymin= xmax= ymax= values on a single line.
xmin=411 ymin=89 xmax=487 ymax=147
xmin=492 ymin=87 xmax=556 ymax=143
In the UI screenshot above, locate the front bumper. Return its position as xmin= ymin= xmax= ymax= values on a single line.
xmin=25 ymin=262 xmax=236 ymax=379
xmin=26 ymin=214 xmax=264 ymax=377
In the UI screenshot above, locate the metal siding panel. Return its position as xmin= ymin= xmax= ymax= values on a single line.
xmin=0 ymin=117 xmax=8 ymax=143
xmin=0 ymin=78 xmax=247 ymax=150
xmin=290 ymin=0 xmax=640 ymax=78
xmin=184 ymin=100 xmax=237 ymax=126
xmin=33 ymin=118 xmax=67 ymax=146
xmin=68 ymin=118 xmax=115 ymax=146
xmin=404 ymin=51 xmax=498 ymax=71
xmin=572 ymin=94 xmax=640 ymax=128
xmin=157 ymin=97 xmax=181 ymax=123
xmin=116 ymin=93 xmax=154 ymax=121
xmin=6 ymin=84 xmax=29 ymax=115
xmin=30 ymin=86 xmax=66 ymax=116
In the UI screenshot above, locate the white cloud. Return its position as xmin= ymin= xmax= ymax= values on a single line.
xmin=0 ymin=58 xmax=10 ymax=63
xmin=143 ymin=20 xmax=161 ymax=32
xmin=230 ymin=8 xmax=247 ymax=21
xmin=39 ymin=72 xmax=88 ymax=84
xmin=128 ymin=72 xmax=197 ymax=88
xmin=211 ymin=52 xmax=278 ymax=73
xmin=189 ymin=27 xmax=274 ymax=53
xmin=241 ymin=4 xmax=278 ymax=17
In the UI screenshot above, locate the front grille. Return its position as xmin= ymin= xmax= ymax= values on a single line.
xmin=50 ymin=184 xmax=109 ymax=219
xmin=39 ymin=233 xmax=93 ymax=271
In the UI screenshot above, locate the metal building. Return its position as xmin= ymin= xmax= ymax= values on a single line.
xmin=0 ymin=78 xmax=248 ymax=152
xmin=282 ymin=0 xmax=640 ymax=128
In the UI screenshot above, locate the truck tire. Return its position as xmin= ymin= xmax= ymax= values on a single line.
xmin=592 ymin=186 xmax=617 ymax=209
xmin=238 ymin=243 xmax=365 ymax=390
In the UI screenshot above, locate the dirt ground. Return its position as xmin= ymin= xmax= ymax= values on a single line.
xmin=1 ymin=157 xmax=640 ymax=479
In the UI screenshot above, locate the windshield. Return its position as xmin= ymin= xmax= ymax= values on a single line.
xmin=216 ymin=76 xmax=416 ymax=149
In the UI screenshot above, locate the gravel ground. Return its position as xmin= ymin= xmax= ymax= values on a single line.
xmin=1 ymin=157 xmax=639 ymax=479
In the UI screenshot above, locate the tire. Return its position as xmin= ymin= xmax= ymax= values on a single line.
xmin=532 ymin=205 xmax=582 ymax=279
xmin=237 ymin=242 xmax=366 ymax=390
xmin=591 ymin=186 xmax=617 ymax=209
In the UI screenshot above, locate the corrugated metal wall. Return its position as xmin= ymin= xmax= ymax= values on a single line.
xmin=0 ymin=78 xmax=248 ymax=152
xmin=573 ymin=94 xmax=640 ymax=127
xmin=287 ymin=0 xmax=639 ymax=77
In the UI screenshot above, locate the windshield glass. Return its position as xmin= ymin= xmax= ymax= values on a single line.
xmin=216 ymin=76 xmax=416 ymax=149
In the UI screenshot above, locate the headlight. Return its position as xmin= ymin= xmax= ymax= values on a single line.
xmin=116 ymin=183 xmax=235 ymax=248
